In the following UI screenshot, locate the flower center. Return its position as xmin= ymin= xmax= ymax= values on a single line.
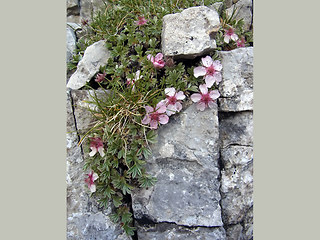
xmin=206 ymin=65 xmax=215 ymax=75
xmin=167 ymin=95 xmax=177 ymax=105
xmin=150 ymin=112 xmax=160 ymax=121
xmin=201 ymin=93 xmax=212 ymax=105
xmin=227 ymin=28 xmax=234 ymax=36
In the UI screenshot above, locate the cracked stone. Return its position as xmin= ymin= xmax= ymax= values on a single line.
xmin=132 ymin=103 xmax=223 ymax=227
xmin=67 ymin=25 xmax=77 ymax=64
xmin=136 ymin=222 xmax=226 ymax=240
xmin=218 ymin=47 xmax=253 ymax=112
xmin=219 ymin=111 xmax=253 ymax=148
xmin=220 ymin=146 xmax=253 ymax=225
xmin=161 ymin=6 xmax=220 ymax=59
xmin=226 ymin=0 xmax=253 ymax=32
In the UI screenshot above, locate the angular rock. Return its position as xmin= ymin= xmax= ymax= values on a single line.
xmin=67 ymin=0 xmax=80 ymax=23
xmin=220 ymin=146 xmax=253 ymax=225
xmin=162 ymin=6 xmax=220 ymax=59
xmin=226 ymin=0 xmax=253 ymax=31
xmin=67 ymin=90 xmax=128 ymax=240
xmin=225 ymin=224 xmax=244 ymax=240
xmin=219 ymin=111 xmax=253 ymax=148
xmin=136 ymin=222 xmax=226 ymax=240
xmin=80 ymin=0 xmax=107 ymax=22
xmin=243 ymin=206 xmax=253 ymax=240
xmin=67 ymin=40 xmax=111 ymax=89
xmin=209 ymin=2 xmax=224 ymax=13
xmin=218 ymin=47 xmax=253 ymax=112
xmin=67 ymin=25 xmax=77 ymax=64
xmin=132 ymin=103 xmax=223 ymax=227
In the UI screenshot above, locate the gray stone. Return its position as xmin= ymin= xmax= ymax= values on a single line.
xmin=243 ymin=206 xmax=253 ymax=240
xmin=67 ymin=90 xmax=129 ymax=240
xmin=220 ymin=146 xmax=253 ymax=225
xmin=80 ymin=0 xmax=107 ymax=22
xmin=162 ymin=6 xmax=220 ymax=59
xmin=132 ymin=103 xmax=223 ymax=227
xmin=67 ymin=25 xmax=77 ymax=64
xmin=219 ymin=111 xmax=253 ymax=148
xmin=67 ymin=0 xmax=80 ymax=23
xmin=225 ymin=224 xmax=244 ymax=240
xmin=209 ymin=2 xmax=224 ymax=13
xmin=67 ymin=40 xmax=111 ymax=89
xmin=218 ymin=47 xmax=253 ymax=112
xmin=136 ymin=222 xmax=226 ymax=240
xmin=226 ymin=0 xmax=253 ymax=31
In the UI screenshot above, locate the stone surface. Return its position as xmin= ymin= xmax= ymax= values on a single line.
xmin=67 ymin=25 xmax=77 ymax=64
xmin=132 ymin=103 xmax=223 ymax=227
xmin=225 ymin=224 xmax=244 ymax=240
xmin=209 ymin=2 xmax=224 ymax=13
xmin=218 ymin=47 xmax=253 ymax=112
xmin=161 ymin=6 xmax=220 ymax=59
xmin=67 ymin=0 xmax=80 ymax=23
xmin=67 ymin=90 xmax=129 ymax=240
xmin=226 ymin=0 xmax=253 ymax=31
xmin=220 ymin=146 xmax=253 ymax=225
xmin=136 ymin=222 xmax=226 ymax=240
xmin=80 ymin=0 xmax=107 ymax=22
xmin=67 ymin=40 xmax=111 ymax=89
xmin=242 ymin=206 xmax=253 ymax=240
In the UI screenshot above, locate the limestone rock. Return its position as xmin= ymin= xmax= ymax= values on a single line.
xmin=80 ymin=0 xmax=107 ymax=22
xmin=219 ymin=111 xmax=253 ymax=148
xmin=161 ymin=6 xmax=220 ymax=59
xmin=220 ymin=146 xmax=253 ymax=225
xmin=136 ymin=222 xmax=226 ymax=240
xmin=132 ymin=103 xmax=223 ymax=227
xmin=218 ymin=47 xmax=253 ymax=112
xmin=67 ymin=40 xmax=111 ymax=89
xmin=67 ymin=25 xmax=77 ymax=64
xmin=226 ymin=0 xmax=253 ymax=31
xmin=67 ymin=0 xmax=80 ymax=23
xmin=225 ymin=224 xmax=244 ymax=240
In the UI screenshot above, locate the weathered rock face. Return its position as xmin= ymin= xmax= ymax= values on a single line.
xmin=80 ymin=0 xmax=107 ymax=22
xmin=218 ymin=47 xmax=253 ymax=112
xmin=132 ymin=102 xmax=223 ymax=227
xmin=67 ymin=0 xmax=80 ymax=23
xmin=161 ymin=6 xmax=220 ymax=59
xmin=226 ymin=0 xmax=253 ymax=31
xmin=67 ymin=40 xmax=111 ymax=89
xmin=67 ymin=90 xmax=129 ymax=240
xmin=67 ymin=25 xmax=77 ymax=64
xmin=136 ymin=222 xmax=226 ymax=240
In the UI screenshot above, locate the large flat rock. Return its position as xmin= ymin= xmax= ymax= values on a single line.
xmin=132 ymin=103 xmax=223 ymax=227
xmin=161 ymin=6 xmax=220 ymax=59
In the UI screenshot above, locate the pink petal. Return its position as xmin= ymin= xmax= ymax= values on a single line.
xmin=89 ymin=184 xmax=96 ymax=193
xmin=191 ymin=93 xmax=201 ymax=103
xmin=92 ymin=172 xmax=99 ymax=181
xmin=89 ymin=147 xmax=97 ymax=157
xmin=98 ymin=147 xmax=105 ymax=157
xmin=159 ymin=114 xmax=169 ymax=124
xmin=205 ymin=75 xmax=215 ymax=88
xmin=147 ymin=54 xmax=154 ymax=62
xmin=208 ymin=100 xmax=217 ymax=109
xmin=150 ymin=120 xmax=158 ymax=129
xmin=224 ymin=35 xmax=230 ymax=43
xmin=145 ymin=106 xmax=154 ymax=113
xmin=197 ymin=102 xmax=206 ymax=111
xmin=166 ymin=104 xmax=176 ymax=116
xmin=231 ymin=33 xmax=239 ymax=41
xmin=154 ymin=61 xmax=165 ymax=69
xmin=156 ymin=101 xmax=167 ymax=113
xmin=199 ymin=84 xmax=208 ymax=94
xmin=142 ymin=114 xmax=151 ymax=124
xmin=175 ymin=102 xmax=182 ymax=112
xmin=194 ymin=66 xmax=206 ymax=78
xmin=165 ymin=87 xmax=176 ymax=97
xmin=155 ymin=53 xmax=163 ymax=61
xmin=201 ymin=56 xmax=213 ymax=67
xmin=213 ymin=72 xmax=222 ymax=84
xmin=176 ymin=91 xmax=185 ymax=100
xmin=209 ymin=90 xmax=220 ymax=100
xmin=212 ymin=61 xmax=222 ymax=71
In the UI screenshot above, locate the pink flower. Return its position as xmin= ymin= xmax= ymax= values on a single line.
xmin=126 ymin=70 xmax=140 ymax=91
xmin=141 ymin=101 xmax=169 ymax=129
xmin=147 ymin=53 xmax=165 ymax=69
xmin=190 ymin=84 xmax=220 ymax=111
xmin=85 ymin=171 xmax=99 ymax=193
xmin=193 ymin=56 xmax=222 ymax=88
xmin=95 ymin=73 xmax=106 ymax=83
xmin=89 ymin=137 xmax=105 ymax=157
xmin=224 ymin=27 xmax=239 ymax=43
xmin=135 ymin=16 xmax=148 ymax=26
xmin=237 ymin=37 xmax=246 ymax=48
xmin=163 ymin=87 xmax=185 ymax=116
